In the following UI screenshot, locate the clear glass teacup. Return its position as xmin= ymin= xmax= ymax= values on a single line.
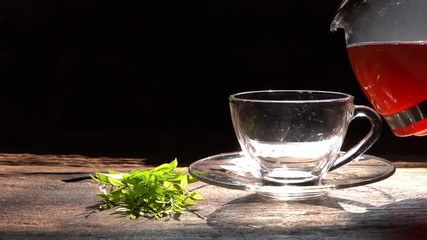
xmin=229 ymin=90 xmax=382 ymax=186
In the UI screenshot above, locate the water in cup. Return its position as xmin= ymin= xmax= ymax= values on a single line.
xmin=249 ymin=138 xmax=341 ymax=185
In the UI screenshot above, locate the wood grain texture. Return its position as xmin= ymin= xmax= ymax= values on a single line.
xmin=1 ymin=153 xmax=427 ymax=239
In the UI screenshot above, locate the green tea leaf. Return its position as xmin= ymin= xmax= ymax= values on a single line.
xmin=180 ymin=175 xmax=188 ymax=189
xmin=91 ymin=159 xmax=203 ymax=220
xmin=187 ymin=192 xmax=204 ymax=200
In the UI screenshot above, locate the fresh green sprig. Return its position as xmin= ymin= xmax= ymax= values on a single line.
xmin=91 ymin=159 xmax=203 ymax=220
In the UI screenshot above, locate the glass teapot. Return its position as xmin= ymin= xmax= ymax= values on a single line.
xmin=331 ymin=0 xmax=427 ymax=137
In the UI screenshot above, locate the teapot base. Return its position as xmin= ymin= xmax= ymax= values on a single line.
xmin=390 ymin=118 xmax=427 ymax=137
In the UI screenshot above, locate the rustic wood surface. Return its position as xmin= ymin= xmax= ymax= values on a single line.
xmin=1 ymin=153 xmax=427 ymax=240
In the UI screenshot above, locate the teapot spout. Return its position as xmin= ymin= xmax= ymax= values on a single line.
xmin=330 ymin=11 xmax=344 ymax=33
xmin=330 ymin=0 xmax=365 ymax=41
xmin=330 ymin=0 xmax=353 ymax=33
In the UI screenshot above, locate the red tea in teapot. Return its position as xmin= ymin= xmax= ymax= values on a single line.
xmin=347 ymin=42 xmax=427 ymax=136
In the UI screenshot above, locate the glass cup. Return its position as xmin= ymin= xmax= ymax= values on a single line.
xmin=229 ymin=90 xmax=382 ymax=186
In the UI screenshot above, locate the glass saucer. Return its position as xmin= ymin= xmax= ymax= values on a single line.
xmin=189 ymin=151 xmax=396 ymax=201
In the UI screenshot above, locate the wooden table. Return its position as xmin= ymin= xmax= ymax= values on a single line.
xmin=1 ymin=153 xmax=427 ymax=240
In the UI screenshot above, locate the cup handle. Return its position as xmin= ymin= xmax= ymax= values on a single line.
xmin=329 ymin=105 xmax=382 ymax=171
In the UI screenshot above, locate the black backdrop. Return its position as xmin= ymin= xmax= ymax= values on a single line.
xmin=0 ymin=0 xmax=425 ymax=164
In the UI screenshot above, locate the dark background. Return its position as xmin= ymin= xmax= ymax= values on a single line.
xmin=0 ymin=0 xmax=425 ymax=164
